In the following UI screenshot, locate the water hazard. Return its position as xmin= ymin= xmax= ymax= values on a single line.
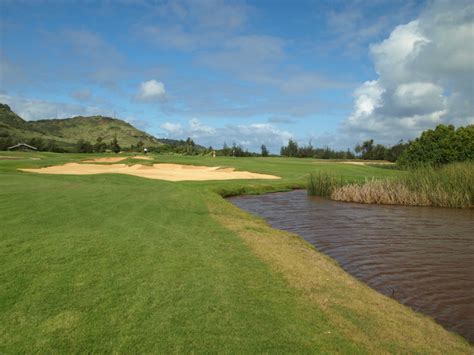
xmin=229 ymin=190 xmax=474 ymax=343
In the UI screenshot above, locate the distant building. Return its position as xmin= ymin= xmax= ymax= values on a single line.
xmin=7 ymin=143 xmax=38 ymax=152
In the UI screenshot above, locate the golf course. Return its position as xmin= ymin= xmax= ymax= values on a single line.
xmin=0 ymin=152 xmax=471 ymax=353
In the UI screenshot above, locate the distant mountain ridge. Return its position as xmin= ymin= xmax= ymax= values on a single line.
xmin=0 ymin=103 xmax=170 ymax=151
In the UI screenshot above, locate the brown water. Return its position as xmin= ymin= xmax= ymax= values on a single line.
xmin=229 ymin=190 xmax=474 ymax=343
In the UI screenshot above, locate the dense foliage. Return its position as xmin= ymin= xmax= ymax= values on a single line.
xmin=354 ymin=140 xmax=409 ymax=162
xmin=74 ymin=136 xmax=206 ymax=154
xmin=397 ymin=124 xmax=474 ymax=167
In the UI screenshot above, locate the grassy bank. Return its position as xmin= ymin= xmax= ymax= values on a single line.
xmin=309 ymin=162 xmax=473 ymax=208
xmin=0 ymin=152 xmax=471 ymax=352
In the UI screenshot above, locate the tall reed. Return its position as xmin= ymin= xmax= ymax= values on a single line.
xmin=307 ymin=172 xmax=345 ymax=197
xmin=309 ymin=162 xmax=473 ymax=208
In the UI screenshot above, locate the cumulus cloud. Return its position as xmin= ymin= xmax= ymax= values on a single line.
xmin=136 ymin=79 xmax=166 ymax=102
xmin=160 ymin=118 xmax=292 ymax=153
xmin=344 ymin=0 xmax=474 ymax=144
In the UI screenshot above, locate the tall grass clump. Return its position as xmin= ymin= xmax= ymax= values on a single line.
xmin=307 ymin=172 xmax=344 ymax=197
xmin=330 ymin=162 xmax=473 ymax=208
xmin=401 ymin=162 xmax=474 ymax=208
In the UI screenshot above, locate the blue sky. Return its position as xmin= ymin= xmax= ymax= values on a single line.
xmin=1 ymin=0 xmax=472 ymax=152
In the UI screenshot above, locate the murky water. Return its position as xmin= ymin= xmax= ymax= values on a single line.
xmin=229 ymin=190 xmax=474 ymax=343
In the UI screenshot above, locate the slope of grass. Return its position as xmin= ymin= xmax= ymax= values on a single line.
xmin=30 ymin=116 xmax=163 ymax=148
xmin=0 ymin=104 xmax=164 ymax=149
xmin=0 ymin=152 xmax=471 ymax=353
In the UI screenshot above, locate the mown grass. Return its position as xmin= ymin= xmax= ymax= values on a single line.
xmin=0 ymin=151 xmax=471 ymax=352
xmin=326 ymin=162 xmax=473 ymax=208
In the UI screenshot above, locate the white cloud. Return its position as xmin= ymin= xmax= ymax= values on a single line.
xmin=323 ymin=0 xmax=422 ymax=57
xmin=0 ymin=94 xmax=111 ymax=120
xmin=188 ymin=118 xmax=216 ymax=135
xmin=160 ymin=122 xmax=182 ymax=134
xmin=343 ymin=0 xmax=474 ymax=144
xmin=160 ymin=118 xmax=292 ymax=153
xmin=136 ymin=79 xmax=167 ymax=102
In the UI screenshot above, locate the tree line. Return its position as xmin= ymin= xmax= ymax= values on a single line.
xmin=279 ymin=124 xmax=473 ymax=166
xmin=280 ymin=140 xmax=355 ymax=159
xmin=3 ymin=123 xmax=472 ymax=167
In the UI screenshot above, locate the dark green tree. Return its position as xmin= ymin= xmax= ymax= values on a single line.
xmin=110 ymin=135 xmax=121 ymax=154
xmin=398 ymin=124 xmax=474 ymax=166
xmin=261 ymin=144 xmax=269 ymax=157
xmin=94 ymin=136 xmax=107 ymax=153
xmin=281 ymin=139 xmax=298 ymax=157
xmin=77 ymin=139 xmax=93 ymax=153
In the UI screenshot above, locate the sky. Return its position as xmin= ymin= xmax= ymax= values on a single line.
xmin=0 ymin=0 xmax=473 ymax=153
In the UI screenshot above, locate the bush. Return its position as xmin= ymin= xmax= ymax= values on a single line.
xmin=398 ymin=124 xmax=474 ymax=167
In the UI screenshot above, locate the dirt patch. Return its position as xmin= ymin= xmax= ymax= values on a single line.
xmin=20 ymin=163 xmax=280 ymax=181
xmin=82 ymin=157 xmax=126 ymax=163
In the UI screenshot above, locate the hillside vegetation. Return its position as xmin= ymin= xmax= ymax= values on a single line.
xmin=0 ymin=104 xmax=164 ymax=151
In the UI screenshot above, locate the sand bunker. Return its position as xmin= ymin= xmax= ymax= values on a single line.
xmin=341 ymin=161 xmax=394 ymax=166
xmin=132 ymin=156 xmax=152 ymax=160
xmin=82 ymin=157 xmax=126 ymax=163
xmin=342 ymin=161 xmax=366 ymax=166
xmin=20 ymin=163 xmax=280 ymax=181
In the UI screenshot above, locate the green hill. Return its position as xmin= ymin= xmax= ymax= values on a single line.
xmin=0 ymin=103 xmax=165 ymax=151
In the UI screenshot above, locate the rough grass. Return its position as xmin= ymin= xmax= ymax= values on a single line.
xmin=0 ymin=151 xmax=471 ymax=352
xmin=307 ymin=172 xmax=346 ymax=197
xmin=209 ymin=193 xmax=471 ymax=353
xmin=330 ymin=162 xmax=473 ymax=208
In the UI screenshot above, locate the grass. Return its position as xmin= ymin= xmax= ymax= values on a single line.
xmin=0 ymin=151 xmax=471 ymax=353
xmin=307 ymin=172 xmax=346 ymax=197
xmin=328 ymin=162 xmax=473 ymax=208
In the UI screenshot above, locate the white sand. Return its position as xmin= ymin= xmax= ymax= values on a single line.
xmin=342 ymin=161 xmax=366 ymax=166
xmin=132 ymin=156 xmax=152 ymax=160
xmin=341 ymin=161 xmax=395 ymax=166
xmin=82 ymin=157 xmax=126 ymax=163
xmin=20 ymin=163 xmax=280 ymax=181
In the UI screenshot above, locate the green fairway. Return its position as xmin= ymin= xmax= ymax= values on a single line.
xmin=0 ymin=152 xmax=470 ymax=353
